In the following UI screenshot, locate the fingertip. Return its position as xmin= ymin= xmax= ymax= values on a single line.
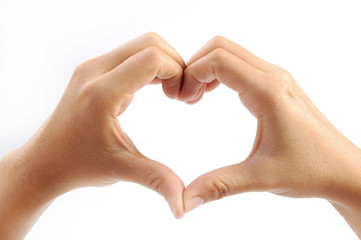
xmin=166 ymin=186 xmax=185 ymax=219
xmin=128 ymin=157 xmax=186 ymax=219
xmin=183 ymin=182 xmax=205 ymax=213
xmin=185 ymin=99 xmax=201 ymax=105
xmin=184 ymin=196 xmax=204 ymax=213
xmin=170 ymin=202 xmax=185 ymax=219
xmin=162 ymin=79 xmax=180 ymax=100
xmin=181 ymin=84 xmax=206 ymax=104
xmin=205 ymin=80 xmax=221 ymax=92
xmin=161 ymin=171 xmax=185 ymax=219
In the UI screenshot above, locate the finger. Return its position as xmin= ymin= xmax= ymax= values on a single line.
xmin=185 ymin=81 xmax=219 ymax=104
xmin=185 ymin=84 xmax=206 ymax=105
xmin=180 ymin=48 xmax=269 ymax=108
xmin=99 ymin=46 xmax=183 ymax=113
xmin=120 ymin=154 xmax=185 ymax=219
xmin=92 ymin=32 xmax=185 ymax=99
xmin=183 ymin=161 xmax=259 ymax=213
xmin=94 ymin=32 xmax=185 ymax=72
xmin=187 ymin=36 xmax=277 ymax=73
xmin=179 ymin=36 xmax=276 ymax=102
xmin=205 ymin=80 xmax=220 ymax=92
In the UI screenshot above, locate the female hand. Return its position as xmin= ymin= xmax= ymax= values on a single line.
xmin=0 ymin=32 xmax=185 ymax=239
xmin=180 ymin=36 xmax=361 ymax=237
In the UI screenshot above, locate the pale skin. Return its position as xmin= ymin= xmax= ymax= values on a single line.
xmin=0 ymin=33 xmax=360 ymax=239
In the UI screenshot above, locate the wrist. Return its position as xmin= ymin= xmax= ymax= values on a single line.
xmin=0 ymin=147 xmax=56 ymax=239
xmin=325 ymin=143 xmax=361 ymax=209
xmin=0 ymin=147 xmax=56 ymax=208
xmin=325 ymin=144 xmax=361 ymax=238
xmin=0 ymin=122 xmax=72 ymax=209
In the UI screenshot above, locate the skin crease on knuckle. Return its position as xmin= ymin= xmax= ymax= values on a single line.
xmin=203 ymin=174 xmax=236 ymax=202
xmin=143 ymin=167 xmax=171 ymax=194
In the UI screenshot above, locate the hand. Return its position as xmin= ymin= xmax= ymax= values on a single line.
xmin=181 ymin=37 xmax=361 ymax=236
xmin=0 ymin=32 xmax=186 ymax=239
xmin=29 ymin=32 xmax=187 ymax=215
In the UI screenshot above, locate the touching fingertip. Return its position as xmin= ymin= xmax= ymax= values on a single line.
xmin=174 ymin=208 xmax=185 ymax=219
xmin=168 ymin=200 xmax=184 ymax=219
xmin=185 ymin=196 xmax=204 ymax=213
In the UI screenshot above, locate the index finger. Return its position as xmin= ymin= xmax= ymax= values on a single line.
xmin=94 ymin=32 xmax=185 ymax=71
xmin=92 ymin=32 xmax=186 ymax=99
xmin=182 ymin=48 xmax=271 ymax=116
xmin=187 ymin=36 xmax=277 ymax=73
xmin=179 ymin=36 xmax=278 ymax=103
xmin=98 ymin=46 xmax=183 ymax=115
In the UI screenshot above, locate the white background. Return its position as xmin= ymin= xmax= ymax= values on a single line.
xmin=1 ymin=0 xmax=361 ymax=239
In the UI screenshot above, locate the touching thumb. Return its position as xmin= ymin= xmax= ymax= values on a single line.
xmin=123 ymin=155 xmax=185 ymax=219
xmin=183 ymin=161 xmax=257 ymax=213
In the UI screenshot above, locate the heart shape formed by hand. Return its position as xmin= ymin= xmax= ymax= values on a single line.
xmin=104 ymin=33 xmax=322 ymax=219
xmin=42 ymin=32 xmax=335 ymax=222
xmin=1 ymin=30 xmax=357 ymax=240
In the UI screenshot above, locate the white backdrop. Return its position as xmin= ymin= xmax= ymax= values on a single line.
xmin=1 ymin=0 xmax=361 ymax=239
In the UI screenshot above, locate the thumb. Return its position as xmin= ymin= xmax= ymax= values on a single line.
xmin=183 ymin=161 xmax=259 ymax=213
xmin=122 ymin=155 xmax=185 ymax=219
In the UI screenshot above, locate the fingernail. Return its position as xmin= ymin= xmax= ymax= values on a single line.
xmin=185 ymin=197 xmax=204 ymax=213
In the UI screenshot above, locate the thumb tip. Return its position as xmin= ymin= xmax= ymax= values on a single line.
xmin=167 ymin=200 xmax=185 ymax=219
xmin=174 ymin=210 xmax=185 ymax=220
xmin=184 ymin=196 xmax=204 ymax=213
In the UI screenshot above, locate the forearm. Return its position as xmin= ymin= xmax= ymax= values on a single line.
xmin=0 ymin=146 xmax=54 ymax=239
xmin=331 ymin=202 xmax=361 ymax=239
xmin=327 ymin=145 xmax=361 ymax=239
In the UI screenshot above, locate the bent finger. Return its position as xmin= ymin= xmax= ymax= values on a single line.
xmin=99 ymin=46 xmax=183 ymax=113
xmin=187 ymin=36 xmax=277 ymax=73
xmin=94 ymin=32 xmax=185 ymax=72
xmin=180 ymin=48 xmax=269 ymax=106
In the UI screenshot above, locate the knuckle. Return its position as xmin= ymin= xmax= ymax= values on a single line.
xmin=211 ymin=48 xmax=228 ymax=63
xmin=278 ymin=69 xmax=295 ymax=84
xmin=72 ymin=59 xmax=98 ymax=82
xmin=209 ymin=176 xmax=233 ymax=200
xmin=209 ymin=35 xmax=227 ymax=48
xmin=272 ymin=70 xmax=296 ymax=93
xmin=78 ymin=81 xmax=107 ymax=110
xmin=267 ymin=64 xmax=295 ymax=84
xmin=73 ymin=60 xmax=90 ymax=77
xmin=144 ymin=168 xmax=171 ymax=194
xmin=143 ymin=46 xmax=162 ymax=64
xmin=83 ymin=81 xmax=102 ymax=96
xmin=262 ymin=78 xmax=286 ymax=104
xmin=143 ymin=32 xmax=163 ymax=46
xmin=146 ymin=173 xmax=164 ymax=193
xmin=264 ymin=74 xmax=299 ymax=109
